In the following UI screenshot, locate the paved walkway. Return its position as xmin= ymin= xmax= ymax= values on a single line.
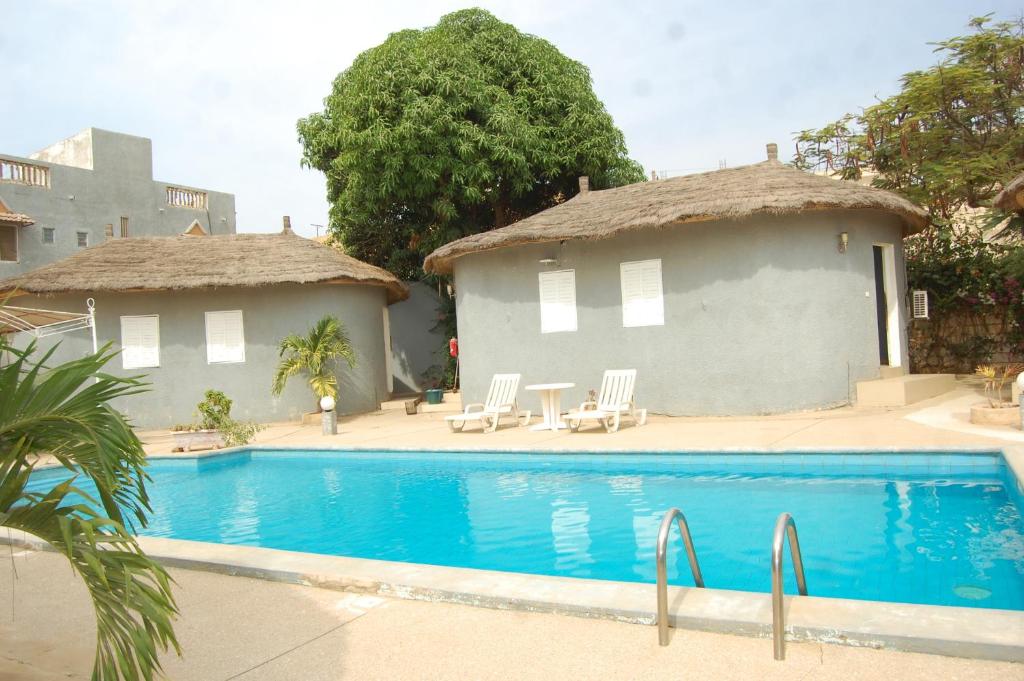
xmin=2 ymin=551 xmax=1019 ymax=681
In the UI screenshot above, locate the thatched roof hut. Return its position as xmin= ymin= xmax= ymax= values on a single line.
xmin=424 ymin=145 xmax=928 ymax=275
xmin=994 ymin=171 xmax=1024 ymax=213
xmin=0 ymin=221 xmax=408 ymax=303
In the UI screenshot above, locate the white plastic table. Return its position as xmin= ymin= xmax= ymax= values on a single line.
xmin=525 ymin=382 xmax=575 ymax=432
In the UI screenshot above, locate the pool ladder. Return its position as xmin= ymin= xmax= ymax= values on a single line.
xmin=655 ymin=508 xmax=704 ymax=646
xmin=655 ymin=509 xmax=808 ymax=661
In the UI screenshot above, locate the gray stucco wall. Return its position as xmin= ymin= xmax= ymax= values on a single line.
xmin=1 ymin=128 xmax=235 ymax=276
xmin=388 ymin=281 xmax=447 ymax=394
xmin=10 ymin=283 xmax=388 ymax=429
xmin=452 ymin=211 xmax=909 ymax=416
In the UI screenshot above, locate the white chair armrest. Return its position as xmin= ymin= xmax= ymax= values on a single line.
xmin=578 ymin=401 xmax=598 ymax=412
xmin=464 ymin=403 xmax=486 ymax=414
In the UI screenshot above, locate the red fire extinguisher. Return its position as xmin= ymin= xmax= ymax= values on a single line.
xmin=449 ymin=338 xmax=460 ymax=390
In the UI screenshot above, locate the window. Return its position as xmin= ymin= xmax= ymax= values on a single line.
xmin=120 ymin=315 xmax=160 ymax=369
xmin=205 ymin=310 xmax=246 ymax=363
xmin=0 ymin=225 xmax=17 ymax=261
xmin=620 ymin=259 xmax=664 ymax=327
xmin=76 ymin=231 xmax=88 ymax=248
xmin=538 ymin=270 xmax=577 ymax=333
xmin=42 ymin=227 xmax=54 ymax=244
xmin=120 ymin=216 xmax=128 ymax=238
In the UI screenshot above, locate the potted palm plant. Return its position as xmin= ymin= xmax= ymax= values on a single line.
xmin=272 ymin=315 xmax=357 ymax=417
xmin=970 ymin=364 xmax=1024 ymax=426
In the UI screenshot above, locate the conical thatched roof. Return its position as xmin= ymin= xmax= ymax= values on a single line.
xmin=994 ymin=171 xmax=1024 ymax=212
xmin=424 ymin=151 xmax=928 ymax=275
xmin=0 ymin=230 xmax=409 ymax=303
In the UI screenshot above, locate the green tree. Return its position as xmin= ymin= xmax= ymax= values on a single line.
xmin=0 ymin=339 xmax=179 ymax=681
xmin=794 ymin=15 xmax=1024 ymax=228
xmin=272 ymin=315 xmax=356 ymax=408
xmin=298 ymin=8 xmax=645 ymax=279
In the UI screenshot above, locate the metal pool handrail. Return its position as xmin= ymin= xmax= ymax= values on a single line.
xmin=771 ymin=512 xmax=808 ymax=661
xmin=656 ymin=507 xmax=705 ymax=646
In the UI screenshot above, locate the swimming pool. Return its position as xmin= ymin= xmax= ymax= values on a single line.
xmin=28 ymin=449 xmax=1024 ymax=611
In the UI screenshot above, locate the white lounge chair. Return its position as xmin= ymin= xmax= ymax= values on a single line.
xmin=566 ymin=369 xmax=647 ymax=433
xmin=445 ymin=373 xmax=530 ymax=433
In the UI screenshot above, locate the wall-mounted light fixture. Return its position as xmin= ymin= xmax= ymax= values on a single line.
xmin=838 ymin=232 xmax=849 ymax=253
xmin=446 ymin=283 xmax=455 ymax=297
xmin=538 ymin=258 xmax=558 ymax=266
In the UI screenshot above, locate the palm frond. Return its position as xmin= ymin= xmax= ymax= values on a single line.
xmin=1 ymin=336 xmax=179 ymax=680
xmin=273 ymin=315 xmax=359 ymax=400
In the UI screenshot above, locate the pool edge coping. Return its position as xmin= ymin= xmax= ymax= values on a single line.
xmin=4 ymin=530 xmax=1022 ymax=663
xmin=117 ymin=537 xmax=1024 ymax=664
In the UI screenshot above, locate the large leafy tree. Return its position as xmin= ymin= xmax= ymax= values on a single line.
xmin=0 ymin=339 xmax=179 ymax=680
xmin=298 ymin=8 xmax=645 ymax=278
xmin=793 ymin=15 xmax=1024 ymax=228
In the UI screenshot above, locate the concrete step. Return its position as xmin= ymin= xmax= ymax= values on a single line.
xmin=381 ymin=397 xmax=417 ymax=411
xmin=420 ymin=391 xmax=462 ymax=413
xmin=382 ymin=392 xmax=463 ymax=413
xmin=855 ymin=373 xmax=956 ymax=407
xmin=878 ymin=365 xmax=907 ymax=379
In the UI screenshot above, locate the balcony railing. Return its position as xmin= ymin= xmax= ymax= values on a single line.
xmin=166 ymin=186 xmax=208 ymax=210
xmin=0 ymin=159 xmax=50 ymax=188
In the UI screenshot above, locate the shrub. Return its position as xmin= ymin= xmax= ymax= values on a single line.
xmin=193 ymin=389 xmax=264 ymax=446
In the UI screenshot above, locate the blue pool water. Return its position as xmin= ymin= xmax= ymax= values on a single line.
xmin=28 ymin=450 xmax=1024 ymax=611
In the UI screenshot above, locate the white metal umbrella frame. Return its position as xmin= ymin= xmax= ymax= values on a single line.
xmin=0 ymin=298 xmax=98 ymax=353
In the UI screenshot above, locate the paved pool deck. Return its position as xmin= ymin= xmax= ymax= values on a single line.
xmin=8 ymin=381 xmax=1024 ymax=679
xmin=139 ymin=382 xmax=1014 ymax=457
xmin=2 ymin=551 xmax=1020 ymax=681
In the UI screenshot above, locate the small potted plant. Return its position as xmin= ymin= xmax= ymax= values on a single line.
xmin=172 ymin=390 xmax=264 ymax=452
xmin=421 ymin=365 xmax=445 ymax=405
xmin=970 ymin=364 xmax=1024 ymax=426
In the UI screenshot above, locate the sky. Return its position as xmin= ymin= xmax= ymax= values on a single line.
xmin=2 ymin=1 xmax=1020 ymax=238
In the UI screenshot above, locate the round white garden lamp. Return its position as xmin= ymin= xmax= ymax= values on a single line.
xmin=320 ymin=395 xmax=337 ymax=436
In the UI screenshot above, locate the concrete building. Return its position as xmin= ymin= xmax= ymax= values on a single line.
xmin=424 ymin=144 xmax=929 ymax=416
xmin=0 ymin=220 xmax=407 ymax=428
xmin=0 ymin=128 xmax=236 ymax=275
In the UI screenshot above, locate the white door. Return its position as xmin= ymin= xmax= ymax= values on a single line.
xmin=873 ymin=243 xmax=902 ymax=367
xmin=382 ymin=307 xmax=394 ymax=394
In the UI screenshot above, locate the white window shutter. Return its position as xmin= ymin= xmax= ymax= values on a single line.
xmin=621 ymin=259 xmax=664 ymax=327
xmin=912 ymin=290 xmax=929 ymax=319
xmin=120 ymin=315 xmax=160 ymax=369
xmin=539 ymin=270 xmax=577 ymax=333
xmin=205 ymin=310 xmax=246 ymax=363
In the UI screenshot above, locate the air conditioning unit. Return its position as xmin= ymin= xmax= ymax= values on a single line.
xmin=912 ymin=290 xmax=929 ymax=319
